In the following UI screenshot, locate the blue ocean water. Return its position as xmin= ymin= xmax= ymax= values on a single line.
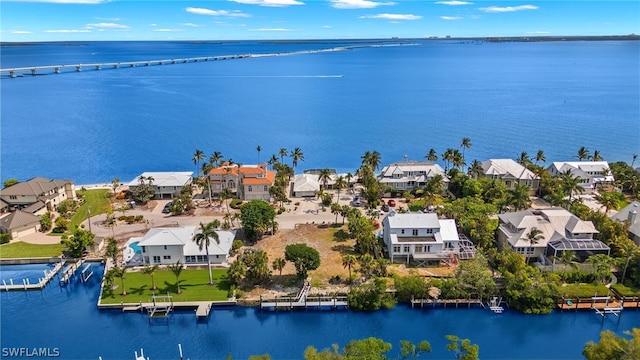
xmin=1 ymin=40 xmax=639 ymax=185
xmin=1 ymin=263 xmax=639 ymax=360
xmin=0 ymin=263 xmax=56 ymax=284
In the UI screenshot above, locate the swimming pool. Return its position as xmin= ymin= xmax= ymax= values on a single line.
xmin=128 ymin=241 xmax=141 ymax=254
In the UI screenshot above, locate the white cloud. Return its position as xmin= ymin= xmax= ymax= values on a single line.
xmin=526 ymin=31 xmax=550 ymax=34
xmin=10 ymin=30 xmax=32 ymax=34
xmin=45 ymin=29 xmax=91 ymax=33
xmin=94 ymin=17 xmax=120 ymax=21
xmin=330 ymin=0 xmax=395 ymax=9
xmin=186 ymin=7 xmax=251 ymax=17
xmin=230 ymin=0 xmax=303 ymax=7
xmin=8 ymin=0 xmax=109 ymax=3
xmin=153 ymin=29 xmax=185 ymax=32
xmin=150 ymin=23 xmax=157 ymax=27
xmin=180 ymin=23 xmax=201 ymax=27
xmin=435 ymin=1 xmax=472 ymax=5
xmin=86 ymin=22 xmax=130 ymax=29
xmin=322 ymin=25 xmax=333 ymax=28
xmin=248 ymin=27 xmax=293 ymax=31
xmin=359 ymin=13 xmax=422 ymax=20
xmin=440 ymin=16 xmax=462 ymax=20
xmin=479 ymin=5 xmax=538 ymax=13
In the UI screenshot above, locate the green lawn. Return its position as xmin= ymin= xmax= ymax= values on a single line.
xmin=101 ymin=268 xmax=231 ymax=304
xmin=69 ymin=189 xmax=111 ymax=229
xmin=0 ymin=241 xmax=64 ymax=259
xmin=611 ymin=283 xmax=640 ymax=297
xmin=558 ymin=283 xmax=610 ymax=298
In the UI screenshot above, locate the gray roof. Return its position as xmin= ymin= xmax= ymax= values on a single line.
xmin=0 ymin=177 xmax=73 ymax=196
xmin=384 ymin=211 xmax=441 ymax=229
xmin=547 ymin=239 xmax=610 ymax=252
xmin=0 ymin=210 xmax=41 ymax=230
xmin=611 ymin=201 xmax=640 ymax=237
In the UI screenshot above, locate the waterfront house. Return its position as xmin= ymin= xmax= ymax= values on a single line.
xmin=208 ymin=164 xmax=275 ymax=201
xmin=0 ymin=210 xmax=42 ymax=240
xmin=480 ymin=159 xmax=540 ymax=195
xmin=611 ymin=201 xmax=640 ymax=246
xmin=378 ymin=160 xmax=448 ymax=193
xmin=381 ymin=210 xmax=476 ymax=266
xmin=292 ymin=174 xmax=320 ymax=197
xmin=132 ymin=226 xmax=234 ymax=266
xmin=497 ymin=208 xmax=609 ymax=264
xmin=547 ymin=161 xmax=614 ymax=193
xmin=0 ymin=177 xmax=76 ymax=214
xmin=127 ymin=172 xmax=193 ymax=200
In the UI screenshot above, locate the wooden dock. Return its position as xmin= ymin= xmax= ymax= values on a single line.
xmin=410 ymin=297 xmax=485 ymax=309
xmin=59 ymin=259 xmax=85 ymax=284
xmin=260 ymin=295 xmax=348 ymax=310
xmin=1 ymin=261 xmax=64 ymax=291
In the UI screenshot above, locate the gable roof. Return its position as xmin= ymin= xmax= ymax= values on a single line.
xmin=481 ymin=159 xmax=538 ymax=180
xmin=1 ymin=177 xmax=73 ymax=197
xmin=243 ymin=171 xmax=275 ymax=186
xmin=293 ymin=174 xmax=320 ymax=192
xmin=384 ymin=211 xmax=441 ymax=229
xmin=611 ymin=201 xmax=640 ymax=237
xmin=379 ymin=161 xmax=448 ymax=181
xmin=137 ymin=226 xmax=234 ymax=256
xmin=0 ymin=210 xmax=41 ymax=230
xmin=548 ymin=161 xmax=614 ymax=182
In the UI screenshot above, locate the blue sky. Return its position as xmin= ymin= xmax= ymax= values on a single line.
xmin=1 ymin=0 xmax=638 ymax=41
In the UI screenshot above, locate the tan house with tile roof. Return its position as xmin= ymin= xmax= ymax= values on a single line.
xmin=208 ymin=164 xmax=276 ymax=201
xmin=0 ymin=210 xmax=42 ymax=239
xmin=0 ymin=177 xmax=76 ymax=214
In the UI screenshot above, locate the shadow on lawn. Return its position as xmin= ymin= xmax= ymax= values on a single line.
xmin=333 ymin=229 xmax=350 ymax=242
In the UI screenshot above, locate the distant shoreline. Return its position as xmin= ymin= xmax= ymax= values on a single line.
xmin=2 ymin=34 xmax=639 ymax=46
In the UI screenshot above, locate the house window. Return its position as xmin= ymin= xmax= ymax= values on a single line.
xmin=153 ymin=256 xmax=161 ymax=263
xmin=264 ymin=185 xmax=268 ymax=192
xmin=393 ymin=245 xmax=400 ymax=253
xmin=9 ymin=196 xmax=16 ymax=200
xmin=401 ymin=229 xmax=405 ymax=234
xmin=164 ymin=245 xmax=167 ymax=250
xmin=163 ymin=255 xmax=171 ymax=260
xmin=403 ymin=245 xmax=410 ymax=253
xmin=185 ymin=256 xmax=196 ymax=263
xmin=142 ymin=246 xmax=146 ymax=253
xmin=415 ymin=245 xmax=423 ymax=253
xmin=248 ymin=186 xmax=253 ymax=192
xmin=426 ymin=229 xmax=433 ymax=234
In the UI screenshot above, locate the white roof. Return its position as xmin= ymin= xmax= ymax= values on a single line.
xmin=379 ymin=161 xmax=448 ymax=181
xmin=439 ymin=219 xmax=460 ymax=241
xmin=481 ymin=159 xmax=538 ymax=180
xmin=137 ymin=226 xmax=234 ymax=257
xmin=385 ymin=211 xmax=440 ymax=229
xmin=293 ymin=174 xmax=320 ymax=192
xmin=548 ymin=162 xmax=614 ymax=182
xmin=127 ymin=172 xmax=193 ymax=187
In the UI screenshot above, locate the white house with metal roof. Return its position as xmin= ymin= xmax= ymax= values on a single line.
xmin=127 ymin=172 xmax=193 ymax=199
xmin=378 ymin=160 xmax=448 ymax=192
xmin=130 ymin=226 xmax=234 ymax=266
xmin=497 ymin=208 xmax=609 ymax=263
xmin=547 ymin=161 xmax=614 ymax=193
xmin=480 ymin=159 xmax=540 ymax=195
xmin=292 ymin=174 xmax=320 ymax=197
xmin=382 ymin=210 xmax=475 ymax=266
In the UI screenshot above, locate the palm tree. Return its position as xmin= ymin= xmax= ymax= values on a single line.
xmin=272 ymin=257 xmax=286 ymax=276
xmin=577 ymin=146 xmax=590 ymax=161
xmin=334 ymin=175 xmax=347 ymax=203
xmin=192 ymin=149 xmax=205 ymax=176
xmin=559 ymin=169 xmax=584 ymax=205
xmin=142 ymin=264 xmax=159 ymax=291
xmin=358 ymin=254 xmax=375 ymax=279
xmin=426 ymin=148 xmax=438 ymax=162
xmin=632 ymin=154 xmax=638 ymax=167
xmin=522 ymin=227 xmax=544 ymax=264
xmin=451 ymin=149 xmax=465 ymax=170
xmin=268 ymin=154 xmax=278 ymax=170
xmin=468 ymin=160 xmax=483 ymax=179
xmin=517 ymin=151 xmax=531 ymax=167
xmin=112 ymin=266 xmax=127 ymax=295
xmin=508 ymin=184 xmax=531 ymax=211
xmin=168 ymin=261 xmax=184 ymax=294
xmin=535 ymin=150 xmax=546 ymax=165
xmin=557 ymin=250 xmax=578 ymax=274
xmin=279 ymin=148 xmax=288 ymax=164
xmin=594 ymin=192 xmax=618 ymax=215
xmin=460 ymin=137 xmax=471 ymax=171
xmin=256 ymin=145 xmax=262 ymax=163
xmin=192 ymin=221 xmax=220 ymax=285
xmin=442 ymin=148 xmax=454 ymax=171
xmin=591 ymin=150 xmax=603 ymax=161
xmin=342 ymin=254 xmax=357 ymax=280
xmin=345 ymin=173 xmax=354 ymax=189
xmin=290 ymin=147 xmax=304 ymax=169
xmin=318 ymin=168 xmax=332 ymax=190
xmin=586 ymin=254 xmax=613 ymax=284
xmin=619 ymin=242 xmax=639 ymax=284
xmin=209 ymin=151 xmax=223 ymax=168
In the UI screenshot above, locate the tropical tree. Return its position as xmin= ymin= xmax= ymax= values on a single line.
xmin=594 ymin=192 xmax=619 ymax=215
xmin=577 ymin=146 xmax=590 ymax=161
xmin=242 ymin=249 xmax=271 ymax=284
xmin=426 ymin=148 xmax=438 ymax=162
xmin=112 ymin=266 xmax=127 ymax=296
xmin=467 ymin=160 xmax=483 ymax=179
xmin=105 ymin=237 xmax=119 ymax=264
xmin=342 ymin=254 xmax=358 ymax=280
xmin=284 ymin=243 xmax=320 ymax=279
xmin=345 ymin=173 xmax=354 ymax=189
xmin=279 ymin=148 xmax=288 ymax=163
xmin=272 ymin=257 xmax=286 ymax=276
xmin=209 ymin=151 xmax=223 ymax=168
xmin=460 ymin=137 xmax=471 ymax=170
xmin=193 ymin=149 xmax=205 ymax=176
xmin=111 ymin=177 xmax=120 ymax=195
xmin=535 ymin=150 xmax=546 ymax=165
xmin=240 ymin=200 xmax=277 ymax=241
xmin=521 ymin=227 xmax=544 ymax=264
xmin=256 ymin=145 xmax=262 ymax=163
xmin=361 ymin=150 xmax=382 ymax=170
xmin=334 ymin=175 xmax=347 ymax=203
xmin=168 ymin=261 xmax=184 ymax=294
xmin=358 ymin=254 xmax=376 ymax=279
xmin=290 ymin=147 xmax=304 ymax=169
xmin=587 ymin=254 xmax=614 ymax=284
xmin=446 ymin=335 xmax=480 ymax=360
xmin=268 ymin=154 xmax=279 ymax=170
xmin=142 ymin=264 xmax=159 ymax=290
xmin=583 ymin=328 xmax=640 ymax=360
xmin=559 ymin=169 xmax=585 ymax=205
xmin=227 ymin=259 xmax=247 ymax=286
xmin=592 ymin=150 xmax=603 ymax=161
xmin=193 ymin=221 xmax=220 ymax=285
xmin=318 ymin=168 xmax=332 ymax=189
xmin=632 ymin=154 xmax=638 ymax=168
xmin=507 ymin=184 xmax=531 ymax=211
xmin=517 ymin=151 xmax=532 ymax=167
xmin=61 ymin=228 xmax=95 ymax=258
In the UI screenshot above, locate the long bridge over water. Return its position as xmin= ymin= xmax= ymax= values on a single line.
xmin=0 ymin=46 xmax=355 ymax=78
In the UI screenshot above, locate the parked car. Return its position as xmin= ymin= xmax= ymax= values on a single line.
xmin=162 ymin=202 xmax=172 ymax=213
xmin=381 ymin=204 xmax=390 ymax=212
xmin=388 ymin=199 xmax=396 ymax=207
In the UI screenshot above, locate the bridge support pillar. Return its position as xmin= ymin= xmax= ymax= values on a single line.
xmin=30 ymin=69 xmax=36 ymax=75
xmin=54 ymin=67 xmax=60 ymax=74
xmin=75 ymin=66 xmax=82 ymax=72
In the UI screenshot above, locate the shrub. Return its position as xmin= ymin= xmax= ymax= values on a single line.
xmin=0 ymin=234 xmax=10 ymax=244
xmin=277 ymin=206 xmax=286 ymax=215
xmin=560 ymin=270 xmax=599 ymax=284
xmin=230 ymin=198 xmax=243 ymax=209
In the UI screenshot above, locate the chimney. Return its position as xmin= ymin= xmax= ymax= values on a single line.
xmin=629 ymin=209 xmax=638 ymax=224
